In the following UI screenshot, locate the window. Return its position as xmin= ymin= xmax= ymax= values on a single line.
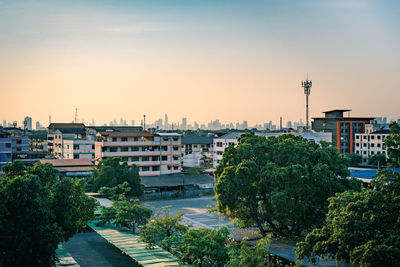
xmin=152 ymin=156 xmax=159 ymax=161
xmin=363 ymin=136 xmax=367 ymax=140
xmin=5 ymin=153 xmax=11 ymax=159
xmin=152 ymin=166 xmax=160 ymax=171
xmin=122 ymin=157 xmax=129 ymax=161
xmin=73 ymin=144 xmax=79 ymax=150
xmin=131 ymin=156 xmax=139 ymax=161
xmin=121 ymin=137 xmax=128 ymax=142
xmin=363 ymin=143 xmax=366 ymax=147
xmin=120 ymin=147 xmax=128 ymax=152
xmin=194 ymin=145 xmax=198 ymax=148
xmin=131 ymin=147 xmax=139 ymax=151
xmin=356 ymin=151 xmax=360 ymax=154
xmin=142 ymin=146 xmax=150 ymax=151
xmin=142 ymin=166 xmax=150 ymax=171
xmin=371 ymin=136 xmax=375 ymax=140
xmin=356 ymin=143 xmax=359 ymax=147
xmin=371 ymin=151 xmax=374 ymax=155
xmin=371 ymin=143 xmax=375 ymax=147
xmin=173 ymin=156 xmax=179 ymax=161
xmin=162 ymin=156 xmax=168 ymax=161
xmin=173 ymin=146 xmax=179 ymax=151
xmin=163 ymin=137 xmax=169 ymax=141
xmin=216 ymin=142 xmax=223 ymax=147
xmin=377 ymin=143 xmax=381 ymax=147
xmin=162 ymin=146 xmax=168 ymax=151
xmin=110 ymin=147 xmax=118 ymax=152
xmin=92 ymin=144 xmax=95 ymax=149
xmin=74 ymin=154 xmax=79 ymax=159
xmin=5 ymin=143 xmax=11 ymax=148
xmin=363 ymin=151 xmax=366 ymax=155
xmin=16 ymin=147 xmax=21 ymax=151
xmin=168 ymin=166 xmax=171 ymax=170
xmin=141 ymin=156 xmax=149 ymax=161
xmin=173 ymin=137 xmax=179 ymax=141
xmin=67 ymin=145 xmax=70 ymax=149
xmin=173 ymin=166 xmax=179 ymax=170
xmin=217 ymin=151 xmax=223 ymax=155
xmin=16 ymin=140 xmax=22 ymax=145
xmin=377 ymin=136 xmax=381 ymax=140
xmin=356 ymin=136 xmax=360 ymax=139
xmin=112 ymin=137 xmax=117 ymax=142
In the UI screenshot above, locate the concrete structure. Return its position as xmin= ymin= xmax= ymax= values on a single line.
xmin=213 ymin=131 xmax=332 ymax=168
xmin=0 ymin=131 xmax=12 ymax=171
xmin=355 ymin=124 xmax=390 ymax=164
xmin=47 ymin=123 xmax=95 ymax=160
xmin=95 ymin=131 xmax=182 ymax=176
xmin=39 ymin=158 xmax=94 ymax=178
xmin=23 ymin=116 xmax=32 ymax=131
xmin=182 ymin=136 xmax=213 ymax=167
xmin=312 ymin=109 xmax=374 ymax=154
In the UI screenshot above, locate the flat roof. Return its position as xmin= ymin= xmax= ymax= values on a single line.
xmin=98 ymin=131 xmax=154 ymax=137
xmin=39 ymin=159 xmax=94 ymax=167
xmin=323 ymin=109 xmax=351 ymax=113
xmin=141 ymin=174 xmax=213 ymax=187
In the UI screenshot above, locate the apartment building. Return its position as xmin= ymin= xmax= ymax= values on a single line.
xmin=354 ymin=124 xmax=389 ymax=164
xmin=181 ymin=136 xmax=213 ymax=167
xmin=0 ymin=131 xmax=12 ymax=171
xmin=312 ymin=109 xmax=374 ymax=155
xmin=48 ymin=123 xmax=95 ymax=160
xmin=95 ymin=131 xmax=182 ymax=176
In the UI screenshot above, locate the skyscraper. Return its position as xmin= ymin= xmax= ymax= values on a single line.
xmin=164 ymin=114 xmax=169 ymax=130
xmin=24 ymin=116 xmax=32 ymax=130
xmin=182 ymin=117 xmax=187 ymax=130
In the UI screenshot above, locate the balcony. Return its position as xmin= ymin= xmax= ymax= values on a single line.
xmin=103 ymin=141 xmax=160 ymax=147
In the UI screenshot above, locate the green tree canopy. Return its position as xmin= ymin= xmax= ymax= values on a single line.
xmin=91 ymin=157 xmax=144 ymax=196
xmin=296 ymin=169 xmax=400 ymax=266
xmin=228 ymin=237 xmax=272 ymax=267
xmin=368 ymin=153 xmax=387 ymax=167
xmin=385 ymin=122 xmax=400 ymax=166
xmin=174 ymin=226 xmax=230 ymax=266
xmin=97 ymin=198 xmax=152 ymax=233
xmin=214 ymin=133 xmax=359 ymax=237
xmin=0 ymin=161 xmax=97 ymax=267
xmin=139 ymin=208 xmax=188 ymax=252
xmin=345 ymin=153 xmax=363 ymax=167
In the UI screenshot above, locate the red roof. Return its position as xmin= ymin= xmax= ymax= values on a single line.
xmin=39 ymin=159 xmax=93 ymax=167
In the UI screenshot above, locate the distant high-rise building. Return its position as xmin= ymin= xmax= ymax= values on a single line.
xmin=49 ymin=115 xmax=52 ymax=125
xmin=287 ymin=121 xmax=292 ymax=128
xmin=131 ymin=120 xmax=135 ymax=126
xmin=2 ymin=120 xmax=6 ymax=127
xmin=35 ymin=121 xmax=41 ymax=130
xmin=24 ymin=116 xmax=32 ymax=130
xmin=182 ymin=117 xmax=187 ymax=130
xmin=243 ymin=121 xmax=248 ymax=129
xmin=164 ymin=114 xmax=169 ymax=130
xmin=194 ymin=121 xmax=199 ymax=129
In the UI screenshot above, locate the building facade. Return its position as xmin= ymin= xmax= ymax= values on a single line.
xmin=0 ymin=132 xmax=12 ymax=171
xmin=312 ymin=109 xmax=374 ymax=154
xmin=181 ymin=136 xmax=213 ymax=167
xmin=354 ymin=124 xmax=389 ymax=164
xmin=95 ymin=131 xmax=182 ymax=176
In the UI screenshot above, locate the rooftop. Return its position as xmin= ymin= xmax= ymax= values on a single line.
xmin=182 ymin=136 xmax=213 ymax=144
xmin=98 ymin=131 xmax=154 ymax=137
xmin=323 ymin=109 xmax=352 ymax=113
xmin=48 ymin=123 xmax=86 ymax=129
xmin=39 ymin=159 xmax=94 ymax=167
xmin=216 ymin=132 xmax=245 ymax=140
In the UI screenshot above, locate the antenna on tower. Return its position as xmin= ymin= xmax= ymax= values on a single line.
xmin=74 ymin=108 xmax=78 ymax=123
xmin=143 ymin=115 xmax=146 ymax=130
xmin=301 ymin=74 xmax=312 ymax=131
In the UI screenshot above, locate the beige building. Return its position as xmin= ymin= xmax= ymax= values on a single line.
xmin=355 ymin=124 xmax=389 ymax=164
xmin=95 ymin=131 xmax=182 ymax=176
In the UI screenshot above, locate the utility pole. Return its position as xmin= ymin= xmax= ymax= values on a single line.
xmin=74 ymin=108 xmax=78 ymax=123
xmin=301 ymin=74 xmax=312 ymax=131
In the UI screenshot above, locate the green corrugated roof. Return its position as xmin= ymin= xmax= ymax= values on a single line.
xmin=56 ymin=244 xmax=80 ymax=267
xmin=88 ymin=221 xmax=183 ymax=267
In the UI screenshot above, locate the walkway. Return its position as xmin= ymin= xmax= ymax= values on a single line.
xmin=87 ymin=221 xmax=182 ymax=267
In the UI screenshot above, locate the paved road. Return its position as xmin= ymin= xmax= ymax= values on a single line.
xmin=63 ymin=232 xmax=140 ymax=267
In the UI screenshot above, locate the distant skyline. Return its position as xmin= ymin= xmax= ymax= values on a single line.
xmin=1 ymin=0 xmax=399 ymax=125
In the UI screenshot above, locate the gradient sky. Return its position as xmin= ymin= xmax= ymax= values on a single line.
xmin=1 ymin=0 xmax=399 ymax=127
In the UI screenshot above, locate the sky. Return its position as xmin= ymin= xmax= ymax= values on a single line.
xmin=0 ymin=0 xmax=399 ymax=127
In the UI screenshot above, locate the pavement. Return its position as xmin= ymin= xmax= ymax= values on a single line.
xmin=63 ymin=232 xmax=140 ymax=267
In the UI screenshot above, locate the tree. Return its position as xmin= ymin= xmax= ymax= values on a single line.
xmin=174 ymin=226 xmax=230 ymax=266
xmin=91 ymin=157 xmax=144 ymax=196
xmin=367 ymin=153 xmax=387 ymax=167
xmin=345 ymin=153 xmax=363 ymax=167
xmin=0 ymin=161 xmax=97 ymax=267
xmin=97 ymin=198 xmax=152 ymax=233
xmin=296 ymin=169 xmax=400 ymax=266
xmin=98 ymin=181 xmax=132 ymax=200
xmin=139 ymin=207 xmax=188 ymax=251
xmin=385 ymin=122 xmax=400 ymax=166
xmin=228 ymin=237 xmax=272 ymax=267
xmin=214 ymin=134 xmax=359 ymax=237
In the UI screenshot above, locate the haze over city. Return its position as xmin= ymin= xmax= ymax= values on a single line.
xmin=1 ymin=0 xmax=399 ymax=126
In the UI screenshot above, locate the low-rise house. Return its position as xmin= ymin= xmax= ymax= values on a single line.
xmin=181 ymin=136 xmax=213 ymax=167
xmin=354 ymin=124 xmax=390 ymax=164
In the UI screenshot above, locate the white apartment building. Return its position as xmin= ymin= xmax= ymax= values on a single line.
xmin=95 ymin=131 xmax=182 ymax=176
xmin=47 ymin=123 xmax=95 ymax=160
xmin=181 ymin=136 xmax=213 ymax=167
xmin=213 ymin=131 xmax=332 ymax=168
xmin=354 ymin=124 xmax=389 ymax=164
